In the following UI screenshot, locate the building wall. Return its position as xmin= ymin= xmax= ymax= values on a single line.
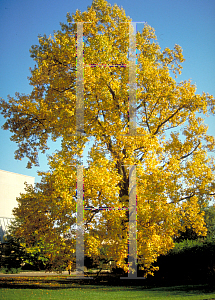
xmin=0 ymin=169 xmax=35 ymax=218
xmin=0 ymin=170 xmax=35 ymax=242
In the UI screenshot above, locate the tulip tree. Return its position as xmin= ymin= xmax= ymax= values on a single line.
xmin=1 ymin=0 xmax=215 ymax=275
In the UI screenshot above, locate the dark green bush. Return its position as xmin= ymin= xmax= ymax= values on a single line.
xmin=0 ymin=266 xmax=22 ymax=274
xmin=0 ymin=236 xmax=25 ymax=270
xmin=151 ymin=238 xmax=215 ymax=285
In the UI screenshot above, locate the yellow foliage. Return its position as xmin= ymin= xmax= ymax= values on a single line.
xmin=1 ymin=0 xmax=215 ymax=275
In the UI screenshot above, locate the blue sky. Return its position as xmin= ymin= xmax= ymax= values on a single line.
xmin=0 ymin=0 xmax=214 ymax=183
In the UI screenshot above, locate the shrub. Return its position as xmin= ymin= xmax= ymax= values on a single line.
xmin=0 ymin=266 xmax=22 ymax=274
xmin=152 ymin=238 xmax=215 ymax=284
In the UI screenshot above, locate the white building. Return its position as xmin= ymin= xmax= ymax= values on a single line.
xmin=0 ymin=169 xmax=35 ymax=242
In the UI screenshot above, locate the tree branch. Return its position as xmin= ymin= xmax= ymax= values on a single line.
xmin=51 ymin=85 xmax=74 ymax=94
xmin=180 ymin=142 xmax=201 ymax=160
xmin=143 ymin=101 xmax=151 ymax=133
xmin=169 ymin=193 xmax=196 ymax=204
xmin=153 ymin=106 xmax=185 ymax=135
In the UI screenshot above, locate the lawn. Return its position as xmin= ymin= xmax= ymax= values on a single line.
xmin=0 ymin=276 xmax=215 ymax=300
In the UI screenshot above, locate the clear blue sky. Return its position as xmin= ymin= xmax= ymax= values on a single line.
xmin=0 ymin=0 xmax=214 ymax=183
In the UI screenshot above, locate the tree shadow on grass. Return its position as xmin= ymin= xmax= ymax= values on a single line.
xmin=0 ymin=275 xmax=214 ymax=296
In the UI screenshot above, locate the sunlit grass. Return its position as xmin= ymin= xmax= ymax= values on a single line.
xmin=0 ymin=276 xmax=214 ymax=300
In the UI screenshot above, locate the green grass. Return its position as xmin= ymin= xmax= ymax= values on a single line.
xmin=0 ymin=276 xmax=214 ymax=300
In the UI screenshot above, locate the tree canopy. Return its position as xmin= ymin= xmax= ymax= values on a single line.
xmin=1 ymin=0 xmax=215 ymax=275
